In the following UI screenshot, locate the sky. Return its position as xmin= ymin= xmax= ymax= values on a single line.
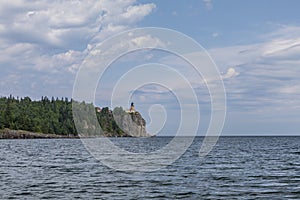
xmin=0 ymin=0 xmax=300 ymax=135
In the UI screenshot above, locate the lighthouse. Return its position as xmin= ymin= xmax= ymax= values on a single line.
xmin=129 ymin=102 xmax=135 ymax=113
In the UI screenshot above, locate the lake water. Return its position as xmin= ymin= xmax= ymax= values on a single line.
xmin=0 ymin=137 xmax=299 ymax=199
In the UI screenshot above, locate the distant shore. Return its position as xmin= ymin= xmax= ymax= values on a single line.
xmin=0 ymin=129 xmax=153 ymax=139
xmin=0 ymin=129 xmax=78 ymax=139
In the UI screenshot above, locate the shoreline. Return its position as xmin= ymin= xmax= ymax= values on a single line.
xmin=0 ymin=129 xmax=78 ymax=139
xmin=0 ymin=129 xmax=153 ymax=139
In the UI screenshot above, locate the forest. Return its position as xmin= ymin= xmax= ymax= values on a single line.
xmin=0 ymin=95 xmax=126 ymax=136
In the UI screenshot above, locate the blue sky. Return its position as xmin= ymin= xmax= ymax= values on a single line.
xmin=0 ymin=0 xmax=300 ymax=135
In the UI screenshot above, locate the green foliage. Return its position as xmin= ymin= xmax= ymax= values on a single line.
xmin=96 ymin=106 xmax=127 ymax=136
xmin=0 ymin=96 xmax=77 ymax=136
xmin=0 ymin=96 xmax=128 ymax=136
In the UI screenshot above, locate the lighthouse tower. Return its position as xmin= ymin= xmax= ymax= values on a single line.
xmin=129 ymin=102 xmax=135 ymax=113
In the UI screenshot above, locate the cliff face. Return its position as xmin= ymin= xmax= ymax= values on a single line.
xmin=113 ymin=112 xmax=149 ymax=137
xmin=75 ymin=105 xmax=149 ymax=137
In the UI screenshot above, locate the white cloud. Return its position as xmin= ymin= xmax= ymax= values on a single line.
xmin=0 ymin=0 xmax=156 ymax=98
xmin=212 ymin=32 xmax=219 ymax=38
xmin=0 ymin=0 xmax=156 ymax=50
xmin=262 ymin=38 xmax=300 ymax=57
xmin=222 ymin=67 xmax=239 ymax=79
xmin=209 ymin=25 xmax=300 ymax=112
xmin=203 ymin=0 xmax=213 ymax=9
xmin=131 ymin=35 xmax=165 ymax=48
xmin=277 ymin=85 xmax=300 ymax=95
xmin=121 ymin=4 xmax=156 ymax=24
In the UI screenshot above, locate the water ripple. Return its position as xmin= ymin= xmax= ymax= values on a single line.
xmin=0 ymin=137 xmax=299 ymax=199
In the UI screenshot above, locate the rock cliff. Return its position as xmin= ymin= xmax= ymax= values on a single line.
xmin=74 ymin=105 xmax=149 ymax=137
xmin=113 ymin=111 xmax=149 ymax=137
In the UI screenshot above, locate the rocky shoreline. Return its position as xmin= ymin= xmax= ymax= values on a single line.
xmin=0 ymin=129 xmax=78 ymax=139
xmin=0 ymin=128 xmax=151 ymax=139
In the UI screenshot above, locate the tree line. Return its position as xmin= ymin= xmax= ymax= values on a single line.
xmin=0 ymin=95 xmax=126 ymax=136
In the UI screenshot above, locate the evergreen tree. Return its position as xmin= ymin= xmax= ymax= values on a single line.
xmin=0 ymin=96 xmax=127 ymax=136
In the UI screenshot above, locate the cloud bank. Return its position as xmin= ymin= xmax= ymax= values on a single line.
xmin=0 ymin=0 xmax=156 ymax=97
xmin=210 ymin=25 xmax=300 ymax=113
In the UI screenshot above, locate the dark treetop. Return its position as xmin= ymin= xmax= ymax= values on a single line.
xmin=0 ymin=95 xmax=146 ymax=138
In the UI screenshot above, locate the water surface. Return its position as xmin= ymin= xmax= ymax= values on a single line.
xmin=0 ymin=137 xmax=299 ymax=199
